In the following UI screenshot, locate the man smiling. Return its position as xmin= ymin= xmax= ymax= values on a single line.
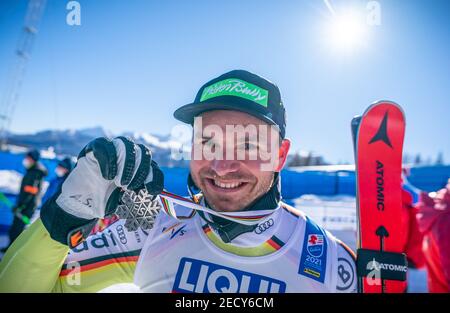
xmin=0 ymin=70 xmax=356 ymax=293
xmin=190 ymin=110 xmax=287 ymax=214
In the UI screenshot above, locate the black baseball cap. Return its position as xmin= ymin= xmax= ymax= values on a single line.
xmin=57 ymin=157 xmax=74 ymax=171
xmin=26 ymin=149 xmax=40 ymax=162
xmin=173 ymin=69 xmax=287 ymax=138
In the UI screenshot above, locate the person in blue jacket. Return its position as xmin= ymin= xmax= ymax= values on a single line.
xmin=41 ymin=158 xmax=74 ymax=206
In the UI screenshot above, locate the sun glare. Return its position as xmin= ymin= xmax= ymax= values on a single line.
xmin=325 ymin=9 xmax=368 ymax=53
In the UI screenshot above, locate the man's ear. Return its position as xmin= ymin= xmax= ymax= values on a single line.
xmin=275 ymin=138 xmax=291 ymax=172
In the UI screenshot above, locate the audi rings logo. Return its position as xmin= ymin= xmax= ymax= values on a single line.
xmin=116 ymin=225 xmax=128 ymax=244
xmin=254 ymin=219 xmax=274 ymax=234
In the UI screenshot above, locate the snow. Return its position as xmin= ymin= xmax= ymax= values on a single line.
xmin=139 ymin=132 xmax=184 ymax=150
xmin=293 ymin=194 xmax=357 ymax=249
xmin=0 ymin=170 xmax=22 ymax=195
xmin=139 ymin=133 xmax=162 ymax=146
xmin=1 ymin=145 xmax=57 ymax=160
xmin=77 ymin=126 xmax=113 ymax=139
xmin=130 ymin=132 xmax=191 ymax=156
xmin=39 ymin=146 xmax=56 ymax=159
xmin=2 ymin=144 xmax=29 ymax=154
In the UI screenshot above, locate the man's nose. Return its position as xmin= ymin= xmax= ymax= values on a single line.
xmin=210 ymin=159 xmax=240 ymax=177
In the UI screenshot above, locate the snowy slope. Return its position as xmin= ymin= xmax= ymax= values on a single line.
xmin=0 ymin=170 xmax=22 ymax=195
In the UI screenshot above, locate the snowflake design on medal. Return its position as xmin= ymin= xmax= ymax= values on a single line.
xmin=115 ymin=189 xmax=161 ymax=231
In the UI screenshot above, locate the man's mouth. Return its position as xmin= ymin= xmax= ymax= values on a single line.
xmin=205 ymin=178 xmax=248 ymax=192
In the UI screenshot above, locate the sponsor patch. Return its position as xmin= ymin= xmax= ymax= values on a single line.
xmin=254 ymin=218 xmax=274 ymax=234
xmin=298 ymin=217 xmax=328 ymax=283
xmin=173 ymin=258 xmax=286 ymax=293
xmin=162 ymin=223 xmax=187 ymax=239
xmin=337 ymin=258 xmax=355 ymax=291
xmin=200 ymin=78 xmax=269 ymax=107
xmin=307 ymin=234 xmax=324 ymax=257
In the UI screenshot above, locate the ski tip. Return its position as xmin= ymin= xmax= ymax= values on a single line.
xmin=351 ymin=115 xmax=362 ymax=142
xmin=369 ymin=100 xmax=406 ymax=117
xmin=357 ymin=100 xmax=406 ymax=128
xmin=371 ymin=99 xmax=401 ymax=108
xmin=351 ymin=115 xmax=362 ymax=125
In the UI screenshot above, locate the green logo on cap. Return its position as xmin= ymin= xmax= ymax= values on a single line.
xmin=200 ymin=78 xmax=268 ymax=107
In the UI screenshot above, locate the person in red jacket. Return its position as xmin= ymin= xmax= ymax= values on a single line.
xmin=416 ymin=179 xmax=450 ymax=293
xmin=398 ymin=170 xmax=426 ymax=292
xmin=401 ymin=170 xmax=425 ymax=269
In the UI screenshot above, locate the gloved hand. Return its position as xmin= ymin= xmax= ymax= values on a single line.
xmin=40 ymin=137 xmax=164 ymax=248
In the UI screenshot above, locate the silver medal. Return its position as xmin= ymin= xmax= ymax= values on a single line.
xmin=115 ymin=189 xmax=161 ymax=232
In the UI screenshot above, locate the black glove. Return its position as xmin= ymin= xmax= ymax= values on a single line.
xmin=40 ymin=137 xmax=164 ymax=248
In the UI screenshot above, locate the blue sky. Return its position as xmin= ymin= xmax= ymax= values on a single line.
xmin=0 ymin=0 xmax=449 ymax=164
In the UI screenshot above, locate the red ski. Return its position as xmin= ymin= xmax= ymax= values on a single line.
xmin=352 ymin=101 xmax=408 ymax=293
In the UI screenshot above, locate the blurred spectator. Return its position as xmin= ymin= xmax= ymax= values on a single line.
xmin=41 ymin=157 xmax=74 ymax=205
xmin=416 ymin=179 xmax=450 ymax=293
xmin=27 ymin=157 xmax=75 ymax=226
xmin=0 ymin=150 xmax=47 ymax=252
xmin=401 ymin=169 xmax=425 ymax=269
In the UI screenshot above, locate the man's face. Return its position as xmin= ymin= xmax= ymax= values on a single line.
xmin=189 ymin=110 xmax=290 ymax=212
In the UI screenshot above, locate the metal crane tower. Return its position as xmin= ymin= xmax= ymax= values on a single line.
xmin=0 ymin=0 xmax=47 ymax=149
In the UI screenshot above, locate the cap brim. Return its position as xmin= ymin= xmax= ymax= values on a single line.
xmin=173 ymin=100 xmax=280 ymax=133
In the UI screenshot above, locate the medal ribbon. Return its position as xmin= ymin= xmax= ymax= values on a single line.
xmin=158 ymin=190 xmax=275 ymax=226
